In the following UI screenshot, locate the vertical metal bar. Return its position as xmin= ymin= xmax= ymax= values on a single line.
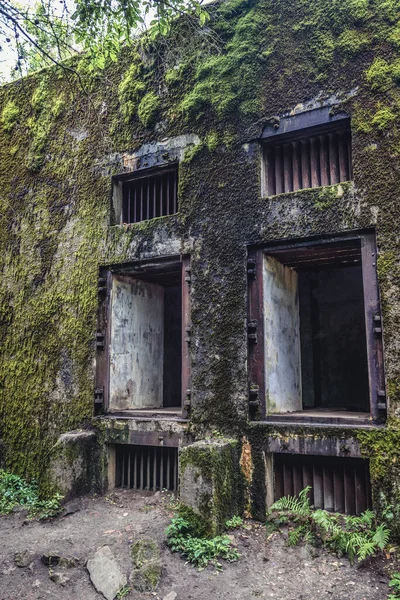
xmin=121 ymin=450 xmax=126 ymax=487
xmin=140 ymin=450 xmax=144 ymax=490
xmin=283 ymin=143 xmax=293 ymax=193
xmin=323 ymin=462 xmax=334 ymax=511
xmin=134 ymin=451 xmax=137 ymax=489
xmin=146 ymin=182 xmax=150 ymax=221
xmin=173 ymin=170 xmax=178 ymax=214
xmin=313 ymin=462 xmax=323 ymax=509
xmin=152 ymin=448 xmax=156 ymax=491
xmin=338 ymin=131 xmax=347 ymax=182
xmin=292 ymin=141 xmax=300 ymax=192
xmin=302 ymin=458 xmax=314 ymax=506
xmin=159 ymin=175 xmax=163 ymax=216
xmin=333 ymin=463 xmax=345 ymax=513
xmin=274 ymin=146 xmax=283 ymax=195
xmin=328 ymin=133 xmax=339 ymax=185
xmin=124 ymin=184 xmax=131 ymax=223
xmin=310 ymin=138 xmax=319 ymax=188
xmin=283 ymin=460 xmax=294 ymax=497
xmin=140 ymin=181 xmax=143 ymax=222
xmin=145 ymin=448 xmax=149 ymax=490
xmin=127 ymin=451 xmax=131 ymax=489
xmin=153 ymin=178 xmax=157 ymax=218
xmin=347 ymin=129 xmax=353 ymax=180
xmin=133 ymin=185 xmax=137 ymax=223
xmin=355 ymin=461 xmax=366 ymax=514
xmin=301 ymin=139 xmax=311 ymax=189
xmin=361 ymin=232 xmax=383 ymax=421
xmin=267 ymin=147 xmax=276 ymax=195
xmin=293 ymin=456 xmax=302 ymax=496
xmin=160 ymin=450 xmax=164 ymax=491
xmin=166 ymin=173 xmax=170 ymax=215
xmin=366 ymin=461 xmax=372 ymax=509
xmin=173 ymin=449 xmax=178 ymax=492
xmin=319 ymin=135 xmax=329 ymax=186
xmin=344 ymin=462 xmax=356 ymax=514
xmin=166 ymin=450 xmax=170 ymax=490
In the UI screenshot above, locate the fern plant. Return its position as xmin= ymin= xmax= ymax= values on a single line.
xmin=388 ymin=572 xmax=400 ymax=600
xmin=165 ymin=516 xmax=239 ymax=570
xmin=269 ymin=487 xmax=390 ymax=564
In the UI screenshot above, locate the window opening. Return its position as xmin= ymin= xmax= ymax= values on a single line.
xmin=115 ymin=444 xmax=178 ymax=491
xmin=274 ymin=453 xmax=371 ymax=515
xmin=263 ymin=239 xmax=369 ymax=414
xmin=261 ymin=109 xmax=352 ymax=196
xmin=121 ymin=166 xmax=178 ymax=224
xmin=109 ymin=263 xmax=182 ymax=411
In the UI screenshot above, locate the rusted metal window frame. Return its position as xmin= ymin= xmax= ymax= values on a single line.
xmin=113 ymin=163 xmax=179 ymax=225
xmin=260 ymin=108 xmax=352 ymax=197
xmin=95 ymin=255 xmax=191 ymax=418
xmin=247 ymin=230 xmax=386 ymax=423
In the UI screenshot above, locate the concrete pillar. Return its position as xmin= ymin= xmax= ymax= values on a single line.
xmin=179 ymin=438 xmax=242 ymax=536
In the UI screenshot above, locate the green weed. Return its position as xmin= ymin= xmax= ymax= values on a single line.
xmin=0 ymin=470 xmax=62 ymax=519
xmin=269 ymin=486 xmax=390 ymax=564
xmin=165 ymin=516 xmax=239 ymax=569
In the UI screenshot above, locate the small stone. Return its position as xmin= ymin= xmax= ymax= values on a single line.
xmin=15 ymin=550 xmax=35 ymax=567
xmin=130 ymin=561 xmax=162 ymax=593
xmin=61 ymin=500 xmax=81 ymax=516
xmin=163 ymin=592 xmax=177 ymax=600
xmin=32 ymin=579 xmax=41 ymax=588
xmin=49 ymin=570 xmax=70 ymax=586
xmin=87 ymin=545 xmax=127 ymax=600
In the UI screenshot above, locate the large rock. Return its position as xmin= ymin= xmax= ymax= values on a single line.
xmin=87 ymin=546 xmax=127 ymax=600
xmin=179 ymin=438 xmax=242 ymax=536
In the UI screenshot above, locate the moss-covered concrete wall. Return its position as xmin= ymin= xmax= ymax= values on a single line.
xmin=0 ymin=0 xmax=399 ymax=500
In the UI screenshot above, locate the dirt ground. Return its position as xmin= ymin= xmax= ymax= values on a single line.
xmin=0 ymin=490 xmax=394 ymax=600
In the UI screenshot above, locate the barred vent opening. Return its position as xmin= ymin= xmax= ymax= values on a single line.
xmin=265 ymin=127 xmax=352 ymax=196
xmin=122 ymin=166 xmax=178 ymax=224
xmin=115 ymin=445 xmax=178 ymax=491
xmin=274 ymin=454 xmax=371 ymax=515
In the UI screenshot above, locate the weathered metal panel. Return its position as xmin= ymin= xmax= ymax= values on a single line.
xmin=263 ymin=256 xmax=302 ymax=413
xmin=273 ymin=454 xmax=371 ymax=514
xmin=109 ymin=276 xmax=164 ymax=410
xmin=115 ymin=445 xmax=178 ymax=491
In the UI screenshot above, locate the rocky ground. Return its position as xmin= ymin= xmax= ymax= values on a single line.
xmin=0 ymin=489 xmax=395 ymax=600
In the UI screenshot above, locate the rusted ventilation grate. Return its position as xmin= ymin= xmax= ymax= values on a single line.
xmin=122 ymin=166 xmax=178 ymax=224
xmin=274 ymin=453 xmax=371 ymax=515
xmin=115 ymin=445 xmax=178 ymax=491
xmin=265 ymin=128 xmax=352 ymax=196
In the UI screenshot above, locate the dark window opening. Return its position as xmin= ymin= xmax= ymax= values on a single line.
xmin=109 ymin=264 xmax=182 ymax=411
xmin=263 ymin=122 xmax=352 ymax=196
xmin=122 ymin=166 xmax=178 ymax=224
xmin=299 ymin=265 xmax=369 ymax=412
xmin=115 ymin=444 xmax=178 ymax=491
xmin=263 ymin=239 xmax=370 ymax=415
xmin=274 ymin=453 xmax=371 ymax=515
